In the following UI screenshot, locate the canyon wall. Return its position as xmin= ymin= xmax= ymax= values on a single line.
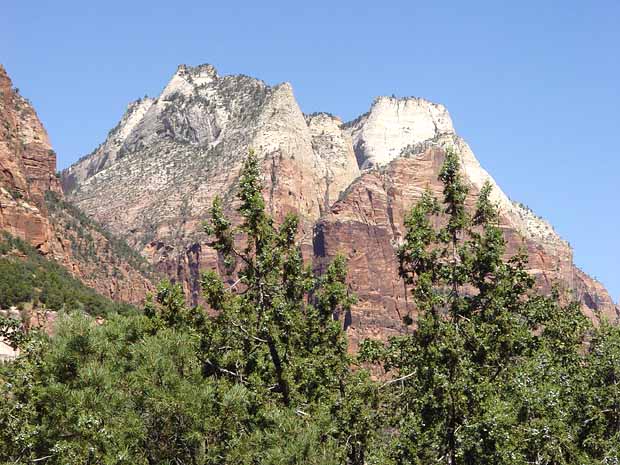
xmin=0 ymin=65 xmax=153 ymax=305
xmin=62 ymin=63 xmax=618 ymax=341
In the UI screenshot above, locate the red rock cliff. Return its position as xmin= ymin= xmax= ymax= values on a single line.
xmin=314 ymin=143 xmax=618 ymax=347
xmin=0 ymin=65 xmax=154 ymax=305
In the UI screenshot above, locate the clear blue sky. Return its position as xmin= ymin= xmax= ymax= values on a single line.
xmin=3 ymin=1 xmax=618 ymax=301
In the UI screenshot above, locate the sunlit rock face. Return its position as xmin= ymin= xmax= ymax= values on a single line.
xmin=0 ymin=65 xmax=61 ymax=253
xmin=314 ymin=139 xmax=618 ymax=347
xmin=0 ymin=65 xmax=153 ymax=305
xmin=306 ymin=112 xmax=360 ymax=209
xmin=345 ymin=96 xmax=454 ymax=169
xmin=63 ymin=63 xmax=617 ymax=338
xmin=63 ymin=64 xmax=360 ymax=304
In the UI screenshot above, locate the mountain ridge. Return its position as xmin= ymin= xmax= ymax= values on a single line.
xmin=61 ymin=63 xmax=618 ymax=340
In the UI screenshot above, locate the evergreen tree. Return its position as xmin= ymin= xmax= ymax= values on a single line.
xmin=200 ymin=149 xmax=379 ymax=464
xmin=578 ymin=322 xmax=620 ymax=461
xmin=361 ymin=148 xmax=589 ymax=464
xmin=0 ymin=150 xmax=380 ymax=465
xmin=2 ymin=147 xmax=614 ymax=464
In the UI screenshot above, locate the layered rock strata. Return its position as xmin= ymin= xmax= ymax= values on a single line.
xmin=63 ymin=65 xmax=360 ymax=303
xmin=63 ymin=63 xmax=618 ymax=339
xmin=314 ymin=138 xmax=617 ymax=347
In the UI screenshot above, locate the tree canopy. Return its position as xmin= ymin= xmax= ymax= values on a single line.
xmin=1 ymin=149 xmax=618 ymax=464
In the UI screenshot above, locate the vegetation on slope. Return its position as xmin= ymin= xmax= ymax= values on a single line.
xmin=1 ymin=151 xmax=619 ymax=464
xmin=45 ymin=191 xmax=154 ymax=277
xmin=0 ymin=232 xmax=136 ymax=316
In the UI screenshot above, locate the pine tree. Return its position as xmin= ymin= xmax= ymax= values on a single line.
xmin=199 ymin=149 xmax=378 ymax=464
xmin=577 ymin=322 xmax=620 ymax=461
xmin=0 ymin=150 xmax=381 ymax=465
xmin=2 ymin=147 xmax=608 ymax=464
xmin=361 ymin=148 xmax=586 ymax=464
xmin=201 ymin=149 xmax=351 ymax=405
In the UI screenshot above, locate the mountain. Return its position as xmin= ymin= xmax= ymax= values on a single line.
xmin=62 ymin=63 xmax=618 ymax=342
xmin=62 ymin=64 xmax=360 ymax=303
xmin=312 ymin=97 xmax=620 ymax=345
xmin=0 ymin=65 xmax=154 ymax=306
xmin=0 ymin=65 xmax=62 ymax=253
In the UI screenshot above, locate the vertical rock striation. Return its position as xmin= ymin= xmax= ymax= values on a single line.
xmin=0 ymin=64 xmax=60 ymax=253
xmin=306 ymin=112 xmax=360 ymax=209
xmin=317 ymin=99 xmax=618 ymax=345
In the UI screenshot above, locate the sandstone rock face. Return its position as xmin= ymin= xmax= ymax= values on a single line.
xmin=306 ymin=112 xmax=360 ymax=208
xmin=314 ymin=141 xmax=617 ymax=346
xmin=345 ymin=96 xmax=454 ymax=168
xmin=0 ymin=64 xmax=59 ymax=253
xmin=63 ymin=64 xmax=359 ymax=304
xmin=63 ymin=63 xmax=617 ymax=338
xmin=0 ymin=65 xmax=153 ymax=305
xmin=62 ymin=97 xmax=154 ymax=193
xmin=572 ymin=267 xmax=620 ymax=323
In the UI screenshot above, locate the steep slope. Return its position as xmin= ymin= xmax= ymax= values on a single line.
xmin=61 ymin=97 xmax=155 ymax=193
xmin=63 ymin=63 xmax=617 ymax=340
xmin=0 ymin=65 xmax=154 ymax=306
xmin=306 ymin=112 xmax=360 ymax=208
xmin=0 ymin=65 xmax=60 ymax=253
xmin=44 ymin=192 xmax=155 ymax=304
xmin=317 ymin=99 xmax=617 ymax=345
xmin=63 ymin=64 xmax=360 ymax=303
xmin=0 ymin=232 xmax=137 ymax=316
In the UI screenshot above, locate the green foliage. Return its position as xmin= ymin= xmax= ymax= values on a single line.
xmin=577 ymin=323 xmax=620 ymax=460
xmin=0 ymin=312 xmax=29 ymax=350
xmin=199 ymin=149 xmax=376 ymax=463
xmin=0 ymin=232 xmax=136 ymax=315
xmin=0 ymin=151 xmax=378 ymax=464
xmin=201 ymin=151 xmax=355 ymax=409
xmin=1 ymin=149 xmax=617 ymax=464
xmin=364 ymin=147 xmax=606 ymax=464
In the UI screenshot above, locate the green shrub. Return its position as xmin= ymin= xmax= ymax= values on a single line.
xmin=0 ymin=232 xmax=136 ymax=316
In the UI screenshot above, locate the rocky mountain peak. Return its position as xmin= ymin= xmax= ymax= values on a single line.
xmin=0 ymin=64 xmax=61 ymax=252
xmin=160 ymin=63 xmax=220 ymax=100
xmin=0 ymin=65 xmax=154 ymax=304
xmin=61 ymin=64 xmax=356 ymax=242
xmin=178 ymin=63 xmax=218 ymax=78
xmin=61 ymin=64 xmax=364 ymax=303
xmin=344 ymin=95 xmax=564 ymax=250
xmin=345 ymin=95 xmax=455 ymax=169
xmin=63 ymin=64 xmax=273 ymax=192
xmin=62 ymin=62 xmax=617 ymax=331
